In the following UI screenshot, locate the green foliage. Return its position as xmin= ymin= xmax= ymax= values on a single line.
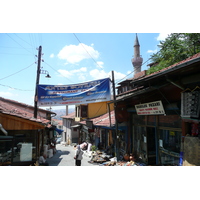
xmin=91 ymin=145 xmax=97 ymax=151
xmin=148 ymin=33 xmax=200 ymax=75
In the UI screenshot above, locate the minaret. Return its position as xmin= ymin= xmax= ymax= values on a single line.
xmin=131 ymin=33 xmax=143 ymax=74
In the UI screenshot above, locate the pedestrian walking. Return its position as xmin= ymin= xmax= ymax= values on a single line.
xmin=74 ymin=145 xmax=84 ymax=166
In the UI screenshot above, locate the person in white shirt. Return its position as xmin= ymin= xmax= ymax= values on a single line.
xmin=74 ymin=145 xmax=84 ymax=166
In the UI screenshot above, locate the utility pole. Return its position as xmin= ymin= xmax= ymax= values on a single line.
xmin=112 ymin=71 xmax=119 ymax=160
xmin=34 ymin=46 xmax=42 ymax=119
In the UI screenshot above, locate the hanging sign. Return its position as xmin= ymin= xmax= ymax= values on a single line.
xmin=135 ymin=100 xmax=165 ymax=115
xmin=37 ymin=78 xmax=111 ymax=107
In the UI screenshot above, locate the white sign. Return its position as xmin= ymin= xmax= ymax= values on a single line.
xmin=20 ymin=143 xmax=32 ymax=161
xmin=135 ymin=101 xmax=165 ymax=115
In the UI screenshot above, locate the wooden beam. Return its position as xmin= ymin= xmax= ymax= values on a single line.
xmin=0 ymin=113 xmax=45 ymax=130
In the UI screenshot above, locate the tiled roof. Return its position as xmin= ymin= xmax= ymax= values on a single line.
xmin=61 ymin=111 xmax=75 ymax=119
xmin=136 ymin=52 xmax=200 ymax=81
xmin=80 ymin=110 xmax=115 ymax=127
xmin=0 ymin=96 xmax=55 ymax=124
xmin=117 ymin=52 xmax=200 ymax=97
xmin=51 ymin=119 xmax=63 ymax=126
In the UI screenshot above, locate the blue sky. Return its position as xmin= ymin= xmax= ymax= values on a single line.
xmin=1 ymin=1 xmax=197 ymax=112
xmin=0 ymin=33 xmax=171 ymax=109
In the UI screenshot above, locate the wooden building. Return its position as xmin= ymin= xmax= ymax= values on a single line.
xmin=0 ymin=97 xmax=56 ymax=166
xmin=114 ymin=52 xmax=200 ymax=166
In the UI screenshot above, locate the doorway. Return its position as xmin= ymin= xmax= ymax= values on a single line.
xmin=147 ymin=127 xmax=156 ymax=165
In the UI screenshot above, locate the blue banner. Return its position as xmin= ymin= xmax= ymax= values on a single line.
xmin=37 ymin=78 xmax=111 ymax=107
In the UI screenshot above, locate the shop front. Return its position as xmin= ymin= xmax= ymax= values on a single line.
xmin=0 ymin=130 xmax=40 ymax=166
xmin=131 ymin=100 xmax=182 ymax=166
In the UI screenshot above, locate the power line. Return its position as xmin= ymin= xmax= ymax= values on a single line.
xmin=14 ymin=33 xmax=35 ymax=48
xmin=0 ymin=83 xmax=34 ymax=91
xmin=0 ymin=62 xmax=35 ymax=81
xmin=115 ymin=57 xmax=151 ymax=85
xmin=6 ymin=33 xmax=34 ymax=55
xmin=0 ymin=52 xmax=33 ymax=56
xmin=73 ymin=33 xmax=103 ymax=69
xmin=43 ymin=61 xmax=75 ymax=83
xmin=72 ymin=33 xmax=152 ymax=87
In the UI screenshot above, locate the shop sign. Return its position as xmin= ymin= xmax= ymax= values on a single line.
xmin=135 ymin=100 xmax=165 ymax=115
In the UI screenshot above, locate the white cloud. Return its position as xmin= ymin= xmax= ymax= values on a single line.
xmin=71 ymin=67 xmax=87 ymax=73
xmin=89 ymin=69 xmax=126 ymax=81
xmin=57 ymin=43 xmax=100 ymax=64
xmin=57 ymin=69 xmax=72 ymax=78
xmin=0 ymin=91 xmax=14 ymax=97
xmin=147 ymin=49 xmax=157 ymax=54
xmin=113 ymin=71 xmax=127 ymax=80
xmin=90 ymin=69 xmax=109 ymax=79
xmin=50 ymin=53 xmax=54 ymax=58
xmin=57 ymin=67 xmax=87 ymax=81
xmin=96 ymin=61 xmax=104 ymax=69
xmin=157 ymin=33 xmax=171 ymax=41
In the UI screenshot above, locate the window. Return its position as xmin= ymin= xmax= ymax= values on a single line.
xmin=13 ymin=134 xmax=37 ymax=163
xmin=159 ymin=129 xmax=181 ymax=153
xmin=81 ymin=105 xmax=88 ymax=118
xmin=159 ymin=129 xmax=181 ymax=165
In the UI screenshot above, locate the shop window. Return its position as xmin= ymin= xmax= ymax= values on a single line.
xmin=160 ymin=153 xmax=180 ymax=166
xmin=10 ymin=131 xmax=37 ymax=163
xmin=13 ymin=137 xmax=37 ymax=162
xmin=0 ymin=136 xmax=13 ymax=165
xmin=159 ymin=129 xmax=181 ymax=166
xmin=134 ymin=126 xmax=147 ymax=157
xmin=159 ymin=130 xmax=181 ymax=153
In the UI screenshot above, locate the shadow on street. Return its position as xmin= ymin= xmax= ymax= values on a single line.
xmin=46 ymin=149 xmax=70 ymax=166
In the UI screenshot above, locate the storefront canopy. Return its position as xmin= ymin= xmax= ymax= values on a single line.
xmin=54 ymin=128 xmax=64 ymax=135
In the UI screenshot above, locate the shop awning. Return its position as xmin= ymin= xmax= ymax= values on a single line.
xmin=54 ymin=128 xmax=64 ymax=134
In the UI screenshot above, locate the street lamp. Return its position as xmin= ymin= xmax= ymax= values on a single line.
xmin=34 ymin=46 xmax=51 ymax=119
xmin=40 ymin=70 xmax=51 ymax=78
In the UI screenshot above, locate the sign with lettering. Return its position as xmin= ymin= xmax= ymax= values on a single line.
xmin=135 ymin=100 xmax=165 ymax=115
xmin=37 ymin=78 xmax=111 ymax=107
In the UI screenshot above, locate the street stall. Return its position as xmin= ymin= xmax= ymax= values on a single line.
xmin=88 ymin=149 xmax=147 ymax=166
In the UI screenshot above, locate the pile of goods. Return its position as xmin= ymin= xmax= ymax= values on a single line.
xmin=88 ymin=151 xmax=147 ymax=166
xmin=88 ymin=150 xmax=112 ymax=164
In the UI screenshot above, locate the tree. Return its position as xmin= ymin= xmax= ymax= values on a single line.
xmin=147 ymin=33 xmax=200 ymax=75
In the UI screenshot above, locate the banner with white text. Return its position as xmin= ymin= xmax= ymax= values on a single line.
xmin=37 ymin=78 xmax=111 ymax=107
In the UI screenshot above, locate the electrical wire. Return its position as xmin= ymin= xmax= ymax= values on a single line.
xmin=14 ymin=33 xmax=35 ymax=48
xmin=73 ymin=33 xmax=152 ymax=88
xmin=73 ymin=33 xmax=103 ymax=69
xmin=0 ymin=83 xmax=34 ymax=91
xmin=43 ymin=61 xmax=75 ymax=83
xmin=0 ymin=62 xmax=35 ymax=81
xmin=114 ymin=57 xmax=151 ymax=85
xmin=6 ymin=33 xmax=34 ymax=55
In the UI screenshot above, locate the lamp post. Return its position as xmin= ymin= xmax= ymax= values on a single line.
xmin=34 ymin=46 xmax=51 ymax=119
